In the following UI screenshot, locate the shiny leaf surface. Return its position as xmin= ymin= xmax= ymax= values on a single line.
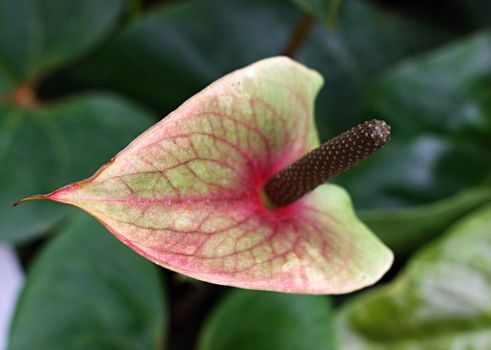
xmin=8 ymin=214 xmax=165 ymax=350
xmin=336 ymin=31 xmax=491 ymax=209
xmin=69 ymin=0 xmax=301 ymax=114
xmin=70 ymin=0 xmax=450 ymax=139
xmin=337 ymin=203 xmax=491 ymax=349
xmin=361 ymin=187 xmax=491 ymax=255
xmin=1 ymin=94 xmax=152 ymax=243
xmin=199 ymin=290 xmax=334 ymax=350
xmin=0 ymin=0 xmax=123 ymax=92
xmin=299 ymin=0 xmax=452 ymax=138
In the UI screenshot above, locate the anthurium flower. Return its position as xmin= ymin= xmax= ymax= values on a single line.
xmin=18 ymin=57 xmax=393 ymax=294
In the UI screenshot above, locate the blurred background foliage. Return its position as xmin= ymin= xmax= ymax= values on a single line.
xmin=1 ymin=0 xmax=490 ymax=349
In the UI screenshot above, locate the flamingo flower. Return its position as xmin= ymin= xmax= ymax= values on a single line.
xmin=18 ymin=57 xmax=393 ymax=294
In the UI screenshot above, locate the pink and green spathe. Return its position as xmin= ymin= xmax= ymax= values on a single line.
xmin=20 ymin=57 xmax=393 ymax=294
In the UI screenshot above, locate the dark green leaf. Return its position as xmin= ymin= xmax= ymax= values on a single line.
xmin=336 ymin=31 xmax=491 ymax=209
xmin=360 ymin=187 xmax=491 ymax=255
xmin=2 ymin=94 xmax=153 ymax=243
xmin=0 ymin=0 xmax=123 ymax=91
xmin=370 ymin=32 xmax=491 ymax=138
xmin=68 ymin=0 xmax=301 ymax=115
xmin=199 ymin=290 xmax=334 ymax=350
xmin=298 ymin=0 xmax=453 ymax=138
xmin=8 ymin=214 xmax=165 ymax=350
xmin=336 ymin=203 xmax=491 ymax=349
xmin=70 ymin=0 xmax=451 ymax=138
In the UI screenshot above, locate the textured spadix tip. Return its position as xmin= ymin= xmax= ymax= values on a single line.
xmin=264 ymin=119 xmax=391 ymax=207
xmin=366 ymin=119 xmax=391 ymax=145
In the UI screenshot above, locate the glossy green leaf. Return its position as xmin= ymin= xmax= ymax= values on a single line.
xmin=22 ymin=57 xmax=393 ymax=294
xmin=1 ymin=94 xmax=153 ymax=243
xmin=8 ymin=214 xmax=165 ymax=350
xmin=336 ymin=203 xmax=491 ymax=349
xmin=68 ymin=0 xmax=301 ymax=115
xmin=370 ymin=32 xmax=491 ymax=138
xmin=335 ymin=31 xmax=491 ymax=209
xmin=361 ymin=187 xmax=491 ymax=255
xmin=290 ymin=0 xmax=344 ymax=27
xmin=0 ymin=0 xmax=123 ymax=92
xmin=64 ymin=0 xmax=459 ymax=213
xmin=199 ymin=290 xmax=334 ymax=350
xmin=69 ymin=0 xmax=449 ymax=133
xmin=298 ymin=0 xmax=452 ymax=138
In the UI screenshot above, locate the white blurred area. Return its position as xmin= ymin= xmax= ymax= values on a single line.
xmin=0 ymin=245 xmax=23 ymax=350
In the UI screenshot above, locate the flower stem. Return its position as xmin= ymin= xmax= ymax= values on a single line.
xmin=264 ymin=119 xmax=391 ymax=207
xmin=283 ymin=13 xmax=315 ymax=58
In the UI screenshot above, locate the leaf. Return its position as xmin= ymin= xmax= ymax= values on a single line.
xmin=1 ymin=93 xmax=153 ymax=243
xmin=335 ymin=31 xmax=491 ymax=209
xmin=290 ymin=0 xmax=344 ymax=27
xmin=199 ymin=290 xmax=335 ymax=350
xmin=67 ymin=0 xmax=302 ymax=115
xmin=8 ymin=214 xmax=165 ymax=350
xmin=370 ymin=32 xmax=491 ymax=139
xmin=336 ymin=203 xmax=491 ymax=349
xmin=360 ymin=187 xmax=491 ymax=255
xmin=298 ymin=0 xmax=453 ymax=138
xmin=0 ymin=0 xmax=124 ymax=91
xmin=21 ymin=57 xmax=393 ymax=294
xmin=68 ymin=0 xmax=451 ymax=140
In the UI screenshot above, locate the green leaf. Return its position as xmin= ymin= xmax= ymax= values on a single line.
xmin=21 ymin=57 xmax=392 ymax=294
xmin=298 ymin=0 xmax=453 ymax=138
xmin=199 ymin=290 xmax=335 ymax=350
xmin=336 ymin=203 xmax=491 ymax=349
xmin=69 ymin=0 xmax=451 ymax=140
xmin=335 ymin=31 xmax=491 ymax=209
xmin=1 ymin=94 xmax=153 ymax=243
xmin=68 ymin=0 xmax=302 ymax=115
xmin=0 ymin=0 xmax=124 ymax=91
xmin=8 ymin=214 xmax=165 ymax=350
xmin=370 ymin=32 xmax=491 ymax=139
xmin=290 ymin=0 xmax=344 ymax=27
xmin=360 ymin=187 xmax=491 ymax=255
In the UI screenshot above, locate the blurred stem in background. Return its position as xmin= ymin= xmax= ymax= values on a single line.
xmin=283 ymin=13 xmax=316 ymax=57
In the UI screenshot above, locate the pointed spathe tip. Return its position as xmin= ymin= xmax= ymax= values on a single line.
xmin=13 ymin=194 xmax=49 ymax=207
